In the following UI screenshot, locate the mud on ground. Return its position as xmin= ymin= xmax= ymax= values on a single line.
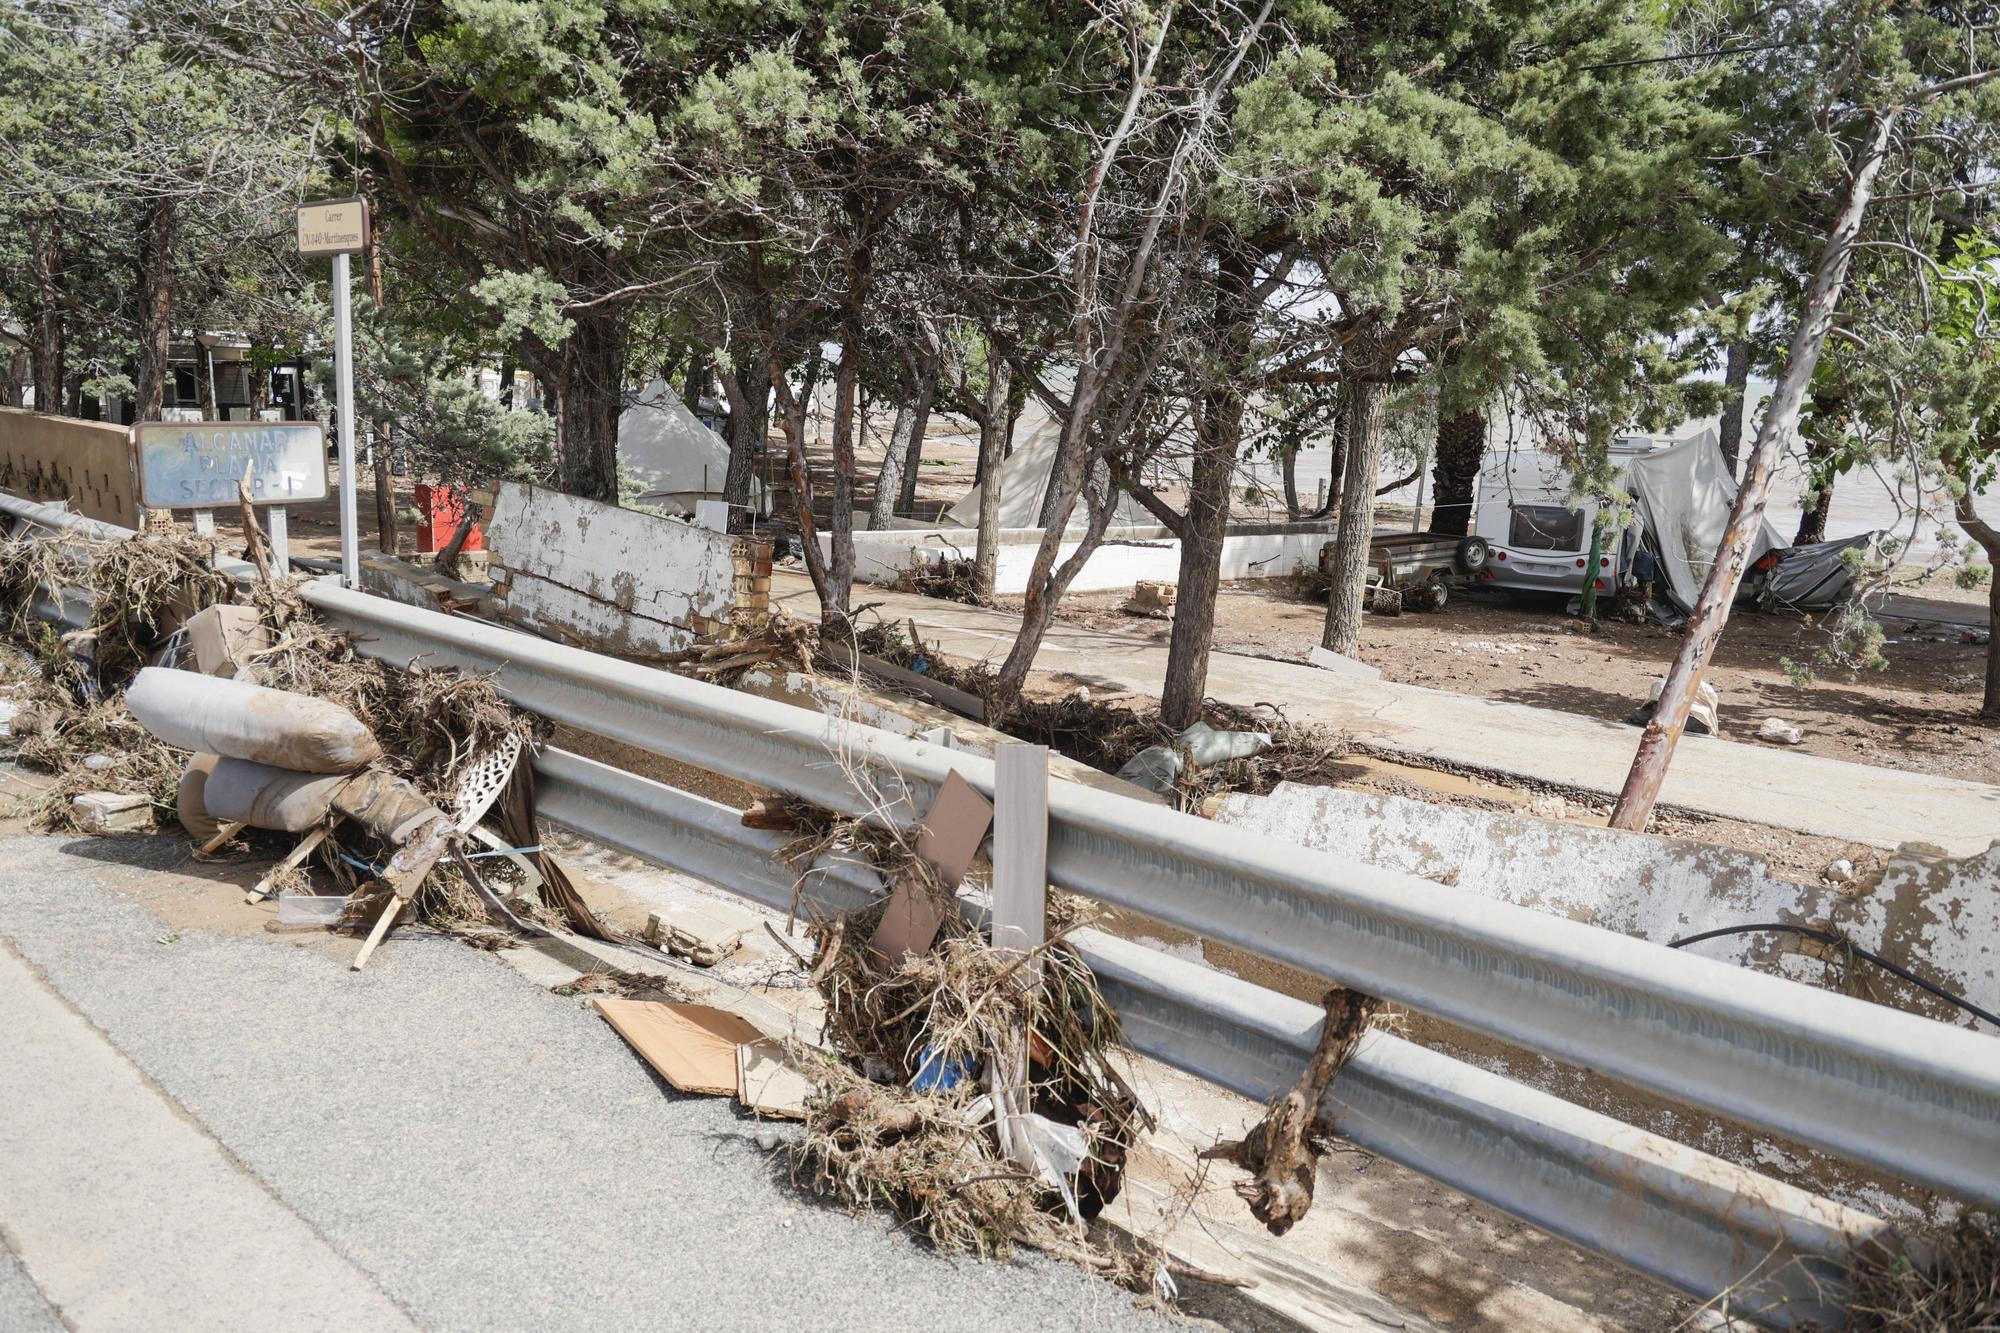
xmin=1039 ymin=577 xmax=1997 ymax=784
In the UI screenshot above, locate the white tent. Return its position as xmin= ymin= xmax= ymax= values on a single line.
xmin=1623 ymin=430 xmax=1786 ymax=609
xmin=617 ymin=381 xmax=760 ymax=514
xmin=945 ymin=399 xmax=1147 ymax=530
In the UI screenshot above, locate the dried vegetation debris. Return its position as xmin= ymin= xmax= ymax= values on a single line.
xmin=849 ymin=621 xmax=1352 ymax=806
xmin=1841 ymin=1213 xmax=2000 ymax=1332
xmin=758 ymin=797 xmax=1164 ymax=1285
xmin=894 ymin=555 xmax=981 ymax=605
xmin=0 ymin=537 xmax=538 ymax=839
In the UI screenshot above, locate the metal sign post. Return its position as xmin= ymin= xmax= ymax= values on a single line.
xmin=297 ymin=197 xmax=371 ymax=588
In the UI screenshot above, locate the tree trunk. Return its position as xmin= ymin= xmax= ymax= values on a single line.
xmin=1429 ymin=410 xmax=1484 ymax=538
xmin=1953 ymin=491 xmax=2000 ymax=720
xmin=719 ymin=352 xmax=767 ymax=521
xmin=30 ymin=216 xmax=63 ymax=413
xmin=1794 ymin=399 xmax=1842 ymax=545
xmin=868 ymin=403 xmax=912 ymax=531
xmin=974 ymin=356 xmax=1013 ymax=603
xmin=769 ymin=355 xmax=836 ymax=615
xmin=893 ymin=361 xmax=938 ymax=516
xmin=1610 ymin=103 xmax=1902 ymax=831
xmin=1718 ymin=339 xmax=1752 ymax=480
xmin=1161 ymin=394 xmax=1241 ymax=729
xmin=682 ymin=348 xmax=713 ymax=413
xmin=1321 ymin=356 xmax=1388 ymax=656
xmin=196 ymin=341 xmax=216 ymax=419
xmin=551 ymin=311 xmax=627 ymax=502
xmin=132 ymin=200 xmax=175 ymax=423
xmin=368 ymin=240 xmax=397 ymax=553
xmin=1162 ymin=242 xmax=1255 ymax=729
xmin=822 ymin=340 xmax=859 ymax=622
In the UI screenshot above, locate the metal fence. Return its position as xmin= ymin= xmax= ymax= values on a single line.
xmin=8 ymin=488 xmax=1997 ymax=1327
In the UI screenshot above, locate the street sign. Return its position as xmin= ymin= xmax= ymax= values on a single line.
xmin=134 ymin=421 xmax=329 ymax=509
xmin=296 ymin=196 xmax=370 ymax=257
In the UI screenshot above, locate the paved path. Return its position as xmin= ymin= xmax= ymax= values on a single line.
xmin=776 ymin=575 xmax=2000 ymax=855
xmin=0 ymin=835 xmax=1170 ymax=1332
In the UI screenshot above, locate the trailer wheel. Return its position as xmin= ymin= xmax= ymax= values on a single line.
xmin=1455 ymin=537 xmax=1491 ymax=574
xmin=1420 ymin=578 xmax=1449 ymax=612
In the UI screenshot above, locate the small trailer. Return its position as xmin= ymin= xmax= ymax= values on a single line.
xmin=1320 ymin=533 xmax=1490 ymax=613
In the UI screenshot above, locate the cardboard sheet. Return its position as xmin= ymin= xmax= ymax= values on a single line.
xmin=914 ymin=771 xmax=993 ymax=887
xmin=868 ymin=867 xmax=950 ymax=966
xmin=869 ymin=771 xmax=994 ymax=965
xmin=593 ymin=1000 xmax=766 ymax=1097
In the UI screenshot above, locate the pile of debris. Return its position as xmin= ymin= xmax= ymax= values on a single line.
xmin=849 ymin=622 xmax=1351 ymax=808
xmin=587 ymin=771 xmax=1175 ymax=1290
xmin=894 ymin=554 xmax=980 ymax=605
xmin=0 ymin=532 xmax=598 ymax=961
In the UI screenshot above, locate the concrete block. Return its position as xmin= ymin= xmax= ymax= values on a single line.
xmin=72 ymin=792 xmax=154 ymax=834
xmin=1211 ymin=781 xmax=1998 ymax=1030
xmin=1308 ymin=646 xmax=1383 ymax=680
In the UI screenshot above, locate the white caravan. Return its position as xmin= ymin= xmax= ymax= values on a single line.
xmin=1469 ymin=434 xmax=1683 ymax=598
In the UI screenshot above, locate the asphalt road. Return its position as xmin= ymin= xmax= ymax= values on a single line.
xmin=0 ymin=833 xmax=1172 ymax=1332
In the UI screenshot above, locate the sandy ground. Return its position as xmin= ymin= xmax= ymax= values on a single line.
xmin=1038 ymin=576 xmax=1997 ymax=784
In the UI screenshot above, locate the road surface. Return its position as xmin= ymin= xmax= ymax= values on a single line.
xmin=0 ymin=832 xmax=1174 ymax=1332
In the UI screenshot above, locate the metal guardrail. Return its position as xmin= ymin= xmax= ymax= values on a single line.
xmin=533 ymin=745 xmax=1880 ymax=1326
xmin=292 ymin=577 xmax=2000 ymax=1214
xmin=3 ymin=488 xmax=1987 ymax=1326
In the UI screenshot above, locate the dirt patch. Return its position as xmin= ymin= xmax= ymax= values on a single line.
xmin=1039 ymin=581 xmax=1998 ymax=782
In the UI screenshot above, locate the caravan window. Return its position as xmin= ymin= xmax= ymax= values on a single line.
xmin=1509 ymin=504 xmax=1584 ymax=552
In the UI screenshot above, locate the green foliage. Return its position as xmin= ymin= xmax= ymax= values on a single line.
xmin=317 ymin=302 xmax=555 ymax=484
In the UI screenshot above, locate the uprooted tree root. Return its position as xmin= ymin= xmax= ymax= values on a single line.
xmin=1201 ymin=987 xmax=1381 ymax=1236
xmin=1841 ymin=1213 xmax=2000 ymax=1331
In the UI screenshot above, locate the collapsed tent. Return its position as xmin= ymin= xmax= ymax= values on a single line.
xmin=1624 ymin=432 xmax=1785 ymax=610
xmin=1622 ymin=432 xmax=1869 ymax=613
xmin=617 ymin=381 xmax=763 ymax=516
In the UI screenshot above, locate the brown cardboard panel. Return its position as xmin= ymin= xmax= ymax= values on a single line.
xmin=868 ymin=867 xmax=949 ymax=966
xmin=593 ymin=1000 xmax=767 ymax=1097
xmin=914 ymin=771 xmax=992 ymax=888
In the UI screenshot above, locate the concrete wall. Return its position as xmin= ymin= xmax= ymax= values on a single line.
xmin=0 ymin=408 xmax=138 ymax=527
xmin=1210 ymin=780 xmax=1998 ymax=1031
xmin=486 ymin=483 xmax=770 ymax=658
xmin=831 ymin=521 xmax=1331 ymax=594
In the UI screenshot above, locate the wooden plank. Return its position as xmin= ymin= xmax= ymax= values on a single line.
xmin=245 ymin=826 xmax=328 ymax=903
xmin=991 ymin=744 xmax=1048 ymax=975
xmin=195 ymin=819 xmax=246 ymax=856
xmin=821 ymin=642 xmax=985 ymax=721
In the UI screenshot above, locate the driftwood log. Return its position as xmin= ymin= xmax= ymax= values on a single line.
xmin=1200 ymin=986 xmax=1380 ymax=1235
